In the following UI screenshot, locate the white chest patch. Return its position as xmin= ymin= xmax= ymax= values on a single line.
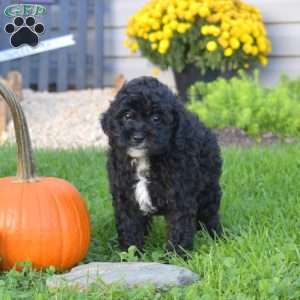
xmin=131 ymin=154 xmax=155 ymax=215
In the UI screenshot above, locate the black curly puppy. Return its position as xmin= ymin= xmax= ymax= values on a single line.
xmin=101 ymin=76 xmax=222 ymax=253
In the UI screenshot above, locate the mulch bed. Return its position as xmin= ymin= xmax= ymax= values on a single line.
xmin=214 ymin=128 xmax=298 ymax=147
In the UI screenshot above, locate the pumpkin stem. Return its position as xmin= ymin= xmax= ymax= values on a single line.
xmin=0 ymin=81 xmax=35 ymax=181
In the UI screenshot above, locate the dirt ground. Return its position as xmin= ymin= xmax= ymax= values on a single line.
xmin=214 ymin=128 xmax=297 ymax=147
xmin=2 ymin=88 xmax=114 ymax=149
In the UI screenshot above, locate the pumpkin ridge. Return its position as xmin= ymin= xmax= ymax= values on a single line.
xmin=35 ymin=183 xmax=43 ymax=268
xmin=18 ymin=184 xmax=25 ymax=268
xmin=1 ymin=185 xmax=21 ymax=269
xmin=53 ymin=178 xmax=82 ymax=267
xmin=76 ymin=198 xmax=91 ymax=261
xmin=0 ymin=182 xmax=8 ymax=269
xmin=1 ymin=182 xmax=24 ymax=270
xmin=68 ymin=185 xmax=85 ymax=264
xmin=42 ymin=181 xmax=64 ymax=270
xmin=0 ymin=193 xmax=7 ymax=269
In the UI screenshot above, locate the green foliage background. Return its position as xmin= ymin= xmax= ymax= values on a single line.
xmin=188 ymin=71 xmax=300 ymax=136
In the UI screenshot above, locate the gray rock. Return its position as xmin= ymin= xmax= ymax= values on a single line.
xmin=46 ymin=262 xmax=199 ymax=290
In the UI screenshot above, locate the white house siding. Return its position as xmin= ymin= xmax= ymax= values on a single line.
xmin=103 ymin=0 xmax=300 ymax=87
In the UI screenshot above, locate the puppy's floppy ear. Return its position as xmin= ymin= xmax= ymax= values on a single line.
xmin=100 ymin=110 xmax=111 ymax=135
xmin=173 ymin=102 xmax=187 ymax=151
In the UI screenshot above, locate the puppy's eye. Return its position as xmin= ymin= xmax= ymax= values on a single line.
xmin=123 ymin=112 xmax=133 ymax=121
xmin=151 ymin=114 xmax=161 ymax=123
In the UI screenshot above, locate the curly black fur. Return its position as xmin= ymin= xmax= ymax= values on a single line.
xmin=101 ymin=76 xmax=222 ymax=253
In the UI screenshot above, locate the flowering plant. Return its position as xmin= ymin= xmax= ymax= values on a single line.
xmin=125 ymin=0 xmax=272 ymax=74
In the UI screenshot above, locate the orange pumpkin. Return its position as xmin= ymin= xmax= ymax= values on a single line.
xmin=0 ymin=82 xmax=91 ymax=271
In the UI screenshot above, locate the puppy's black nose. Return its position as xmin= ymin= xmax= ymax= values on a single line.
xmin=132 ymin=133 xmax=145 ymax=144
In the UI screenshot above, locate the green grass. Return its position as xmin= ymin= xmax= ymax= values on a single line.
xmin=0 ymin=145 xmax=300 ymax=299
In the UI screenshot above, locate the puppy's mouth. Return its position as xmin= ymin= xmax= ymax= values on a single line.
xmin=127 ymin=142 xmax=147 ymax=158
xmin=131 ymin=142 xmax=146 ymax=150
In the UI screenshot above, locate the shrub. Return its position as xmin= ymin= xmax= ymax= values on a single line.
xmin=125 ymin=0 xmax=271 ymax=74
xmin=188 ymin=71 xmax=300 ymax=136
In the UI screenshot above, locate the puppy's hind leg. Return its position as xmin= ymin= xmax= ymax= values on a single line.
xmin=143 ymin=215 xmax=153 ymax=237
xmin=166 ymin=210 xmax=197 ymax=253
xmin=196 ymin=184 xmax=222 ymax=237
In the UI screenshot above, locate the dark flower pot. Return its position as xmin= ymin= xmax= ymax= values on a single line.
xmin=173 ymin=64 xmax=235 ymax=102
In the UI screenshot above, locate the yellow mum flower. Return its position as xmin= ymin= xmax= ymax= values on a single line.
xmin=163 ymin=27 xmax=173 ymax=39
xmin=259 ymin=55 xmax=268 ymax=66
xmin=198 ymin=6 xmax=210 ymax=17
xmin=130 ymin=41 xmax=139 ymax=53
xmin=162 ymin=15 xmax=170 ymax=24
xmin=207 ymin=13 xmax=221 ymax=23
xmin=201 ymin=25 xmax=220 ymax=36
xmin=201 ymin=25 xmax=209 ymax=35
xmin=251 ymin=46 xmax=258 ymax=56
xmin=221 ymin=23 xmax=230 ymax=32
xmin=167 ymin=5 xmax=176 ymax=15
xmin=241 ymin=24 xmax=251 ymax=34
xmin=158 ymin=48 xmax=166 ymax=54
xmin=127 ymin=27 xmax=135 ymax=36
xmin=168 ymin=12 xmax=177 ymax=20
xmin=224 ymin=48 xmax=233 ymax=57
xmin=221 ymin=31 xmax=230 ymax=39
xmin=184 ymin=11 xmax=194 ymax=21
xmin=151 ymin=20 xmax=160 ymax=30
xmin=152 ymin=9 xmax=162 ymax=19
xmin=156 ymin=31 xmax=163 ymax=40
xmin=230 ymin=27 xmax=240 ymax=38
xmin=257 ymin=37 xmax=267 ymax=52
xmin=149 ymin=33 xmax=157 ymax=42
xmin=151 ymin=43 xmax=158 ymax=50
xmin=218 ymin=38 xmax=229 ymax=48
xmin=206 ymin=41 xmax=218 ymax=52
xmin=252 ymin=27 xmax=260 ymax=38
xmin=230 ymin=38 xmax=240 ymax=49
xmin=137 ymin=29 xmax=144 ymax=37
xmin=175 ymin=7 xmax=185 ymax=18
xmin=243 ymin=43 xmax=252 ymax=54
xmin=233 ymin=28 xmax=242 ymax=38
xmin=211 ymin=26 xmax=221 ymax=37
xmin=241 ymin=34 xmax=253 ymax=44
xmin=125 ymin=0 xmax=271 ymax=65
xmin=158 ymin=39 xmax=170 ymax=54
xmin=177 ymin=1 xmax=188 ymax=10
xmin=190 ymin=2 xmax=201 ymax=14
xmin=177 ymin=23 xmax=190 ymax=33
xmin=170 ymin=20 xmax=178 ymax=30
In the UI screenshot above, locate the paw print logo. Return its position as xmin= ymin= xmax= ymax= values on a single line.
xmin=5 ymin=16 xmax=45 ymax=48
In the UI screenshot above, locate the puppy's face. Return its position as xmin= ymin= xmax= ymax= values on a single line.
xmin=101 ymin=77 xmax=183 ymax=157
xmin=102 ymin=81 xmax=178 ymax=157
